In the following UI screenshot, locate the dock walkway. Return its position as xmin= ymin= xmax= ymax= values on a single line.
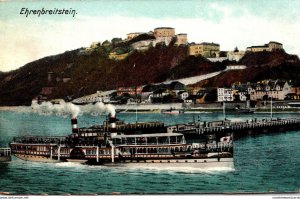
xmin=0 ymin=148 xmax=11 ymax=162
xmin=177 ymin=117 xmax=300 ymax=139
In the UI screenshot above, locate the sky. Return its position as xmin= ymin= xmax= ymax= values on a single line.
xmin=1 ymin=0 xmax=300 ymax=72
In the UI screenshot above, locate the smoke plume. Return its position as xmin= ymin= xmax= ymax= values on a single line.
xmin=95 ymin=102 xmax=116 ymax=117
xmin=31 ymin=101 xmax=80 ymax=118
xmin=31 ymin=101 xmax=116 ymax=118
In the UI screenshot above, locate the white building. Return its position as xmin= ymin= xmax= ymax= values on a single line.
xmin=177 ymin=91 xmax=189 ymax=100
xmin=207 ymin=57 xmax=228 ymax=62
xmin=217 ymin=88 xmax=234 ymax=102
xmin=131 ymin=40 xmax=154 ymax=50
xmin=227 ymin=49 xmax=245 ymax=61
xmin=127 ymin=32 xmax=144 ymax=40
xmin=72 ymin=90 xmax=115 ymax=104
xmin=226 ymin=65 xmax=247 ymax=70
xmin=246 ymin=41 xmax=283 ymax=52
xmin=131 ymin=37 xmax=173 ymax=51
xmin=248 ymin=80 xmax=292 ymax=101
xmin=238 ymin=92 xmax=248 ymax=101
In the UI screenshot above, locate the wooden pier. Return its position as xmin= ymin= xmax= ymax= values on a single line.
xmin=173 ymin=117 xmax=300 ymax=140
xmin=0 ymin=148 xmax=11 ymax=162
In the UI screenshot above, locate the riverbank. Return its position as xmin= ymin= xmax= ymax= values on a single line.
xmin=1 ymin=104 xmax=300 ymax=113
xmin=0 ymin=106 xmax=21 ymax=111
xmin=107 ymin=108 xmax=300 ymax=114
xmin=115 ymin=103 xmax=300 ymax=113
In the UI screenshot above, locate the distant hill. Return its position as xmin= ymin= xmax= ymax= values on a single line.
xmin=0 ymin=41 xmax=227 ymax=106
xmin=0 ymin=40 xmax=299 ymax=106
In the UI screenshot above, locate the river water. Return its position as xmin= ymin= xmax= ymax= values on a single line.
xmin=0 ymin=108 xmax=300 ymax=194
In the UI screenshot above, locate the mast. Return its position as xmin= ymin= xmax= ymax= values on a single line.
xmin=223 ymin=101 xmax=226 ymax=121
xmin=108 ymin=140 xmax=115 ymax=163
xmin=111 ymin=145 xmax=115 ymax=163
xmin=270 ymin=97 xmax=273 ymax=119
xmin=58 ymin=145 xmax=61 ymax=161
xmin=96 ymin=146 xmax=99 ymax=163
xmin=135 ymin=85 xmax=138 ymax=123
xmin=133 ymin=63 xmax=138 ymax=123
xmin=50 ymin=146 xmax=53 ymax=159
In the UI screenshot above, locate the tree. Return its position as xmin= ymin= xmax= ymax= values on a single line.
xmin=114 ymin=47 xmax=127 ymax=55
xmin=111 ymin=38 xmax=123 ymax=47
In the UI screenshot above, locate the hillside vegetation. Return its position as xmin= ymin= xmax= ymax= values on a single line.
xmin=1 ymin=37 xmax=300 ymax=106
xmin=0 ymin=40 xmax=227 ymax=105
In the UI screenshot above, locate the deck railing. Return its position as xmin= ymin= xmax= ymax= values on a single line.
xmin=12 ymin=136 xmax=67 ymax=145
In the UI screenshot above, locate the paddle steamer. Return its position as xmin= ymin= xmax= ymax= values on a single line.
xmin=10 ymin=113 xmax=233 ymax=167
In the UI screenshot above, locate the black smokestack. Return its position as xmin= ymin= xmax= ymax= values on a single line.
xmin=71 ymin=118 xmax=78 ymax=134
xmin=108 ymin=113 xmax=117 ymax=135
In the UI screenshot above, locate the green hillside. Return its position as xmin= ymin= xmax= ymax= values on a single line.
xmin=1 ymin=37 xmax=299 ymax=106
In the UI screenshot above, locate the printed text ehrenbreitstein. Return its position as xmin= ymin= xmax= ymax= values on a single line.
xmin=20 ymin=8 xmax=77 ymax=17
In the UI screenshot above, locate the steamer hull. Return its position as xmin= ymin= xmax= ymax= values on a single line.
xmin=14 ymin=154 xmax=60 ymax=163
xmin=111 ymin=158 xmax=234 ymax=168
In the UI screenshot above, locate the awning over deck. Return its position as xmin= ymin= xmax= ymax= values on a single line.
xmin=112 ymin=133 xmax=184 ymax=139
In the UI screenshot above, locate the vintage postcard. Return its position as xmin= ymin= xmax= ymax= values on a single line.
xmin=0 ymin=0 xmax=300 ymax=198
